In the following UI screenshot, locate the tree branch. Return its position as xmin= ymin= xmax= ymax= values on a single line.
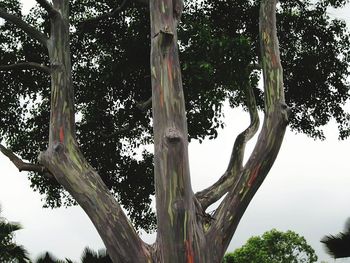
xmin=78 ymin=0 xmax=128 ymax=26
xmin=195 ymin=80 xmax=260 ymax=210
xmin=248 ymin=62 xmax=262 ymax=71
xmin=0 ymin=62 xmax=51 ymax=74
xmin=0 ymin=144 xmax=53 ymax=178
xmin=38 ymin=2 xmax=151 ymax=261
xmin=35 ymin=0 xmax=60 ymax=17
xmin=207 ymin=0 xmax=290 ymax=255
xmin=0 ymin=9 xmax=48 ymax=47
xmin=136 ymin=97 xmax=152 ymax=111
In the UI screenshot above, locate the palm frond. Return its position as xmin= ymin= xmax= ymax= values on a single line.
xmin=36 ymin=252 xmax=59 ymax=263
xmin=321 ymin=218 xmax=350 ymax=259
xmin=81 ymin=247 xmax=112 ymax=263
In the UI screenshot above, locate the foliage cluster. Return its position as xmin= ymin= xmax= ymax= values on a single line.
xmin=223 ymin=229 xmax=318 ymax=263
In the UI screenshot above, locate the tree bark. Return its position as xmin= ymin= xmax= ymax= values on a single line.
xmin=149 ymin=0 xmax=209 ymax=261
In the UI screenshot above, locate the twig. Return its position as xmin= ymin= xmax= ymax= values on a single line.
xmin=0 ymin=62 xmax=51 ymax=74
xmin=78 ymin=0 xmax=128 ymax=26
xmin=136 ymin=97 xmax=152 ymax=111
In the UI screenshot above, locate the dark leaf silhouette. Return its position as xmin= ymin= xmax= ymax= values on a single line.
xmin=321 ymin=218 xmax=350 ymax=258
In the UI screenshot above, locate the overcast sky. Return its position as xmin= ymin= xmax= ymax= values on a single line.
xmin=0 ymin=1 xmax=350 ymax=262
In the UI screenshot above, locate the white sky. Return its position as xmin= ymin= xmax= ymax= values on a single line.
xmin=0 ymin=1 xmax=350 ymax=262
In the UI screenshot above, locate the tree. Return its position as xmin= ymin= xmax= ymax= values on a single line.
xmin=1 ymin=0 xmax=349 ymax=232
xmin=0 ymin=0 xmax=349 ymax=262
xmin=0 ymin=206 xmax=30 ymax=263
xmin=35 ymin=252 xmax=68 ymax=263
xmin=223 ymin=229 xmax=318 ymax=263
xmin=321 ymin=218 xmax=350 ymax=259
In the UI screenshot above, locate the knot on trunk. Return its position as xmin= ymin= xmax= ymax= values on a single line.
xmin=53 ymin=142 xmax=65 ymax=153
xmin=165 ymin=127 xmax=182 ymax=143
xmin=154 ymin=29 xmax=174 ymax=54
xmin=37 ymin=150 xmax=58 ymax=180
xmin=50 ymin=61 xmax=64 ymax=72
xmin=280 ymin=101 xmax=291 ymax=123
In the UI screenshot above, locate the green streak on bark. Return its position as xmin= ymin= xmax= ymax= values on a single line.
xmin=183 ymin=210 xmax=188 ymax=241
xmin=152 ymin=66 xmax=157 ymax=79
xmin=168 ymin=174 xmax=174 ymax=226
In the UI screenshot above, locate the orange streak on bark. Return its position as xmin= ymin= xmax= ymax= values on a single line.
xmin=271 ymin=53 xmax=278 ymax=67
xmin=59 ymin=126 xmax=64 ymax=143
xmin=185 ymin=239 xmax=194 ymax=263
xmin=247 ymin=163 xmax=261 ymax=187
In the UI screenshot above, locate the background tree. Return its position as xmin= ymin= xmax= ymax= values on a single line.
xmin=35 ymin=247 xmax=110 ymax=263
xmin=35 ymin=252 xmax=69 ymax=263
xmin=0 ymin=206 xmax=30 ymax=263
xmin=0 ymin=0 xmax=349 ymax=262
xmin=223 ymin=229 xmax=318 ymax=263
xmin=321 ymin=218 xmax=350 ymax=259
xmin=80 ymin=247 xmax=112 ymax=263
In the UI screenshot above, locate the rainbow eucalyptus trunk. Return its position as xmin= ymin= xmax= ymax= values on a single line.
xmin=0 ymin=0 xmax=290 ymax=262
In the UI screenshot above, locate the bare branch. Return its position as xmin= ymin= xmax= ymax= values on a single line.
xmin=0 ymin=9 xmax=48 ymax=47
xmin=0 ymin=144 xmax=53 ymax=178
xmin=78 ymin=0 xmax=128 ymax=26
xmin=0 ymin=62 xmax=51 ymax=74
xmin=35 ymin=0 xmax=60 ymax=17
xmin=195 ymin=80 xmax=260 ymax=210
xmin=136 ymin=97 xmax=152 ymax=111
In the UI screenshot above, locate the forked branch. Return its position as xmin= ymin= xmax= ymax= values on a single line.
xmin=195 ymin=80 xmax=260 ymax=210
xmin=0 ymin=9 xmax=48 ymax=47
xmin=207 ymin=0 xmax=290 ymax=255
xmin=0 ymin=62 xmax=51 ymax=74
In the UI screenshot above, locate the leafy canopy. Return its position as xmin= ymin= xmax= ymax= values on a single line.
xmin=0 ymin=0 xmax=349 ymax=231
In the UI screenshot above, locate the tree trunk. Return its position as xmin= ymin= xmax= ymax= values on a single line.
xmin=149 ymin=0 xmax=215 ymax=261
